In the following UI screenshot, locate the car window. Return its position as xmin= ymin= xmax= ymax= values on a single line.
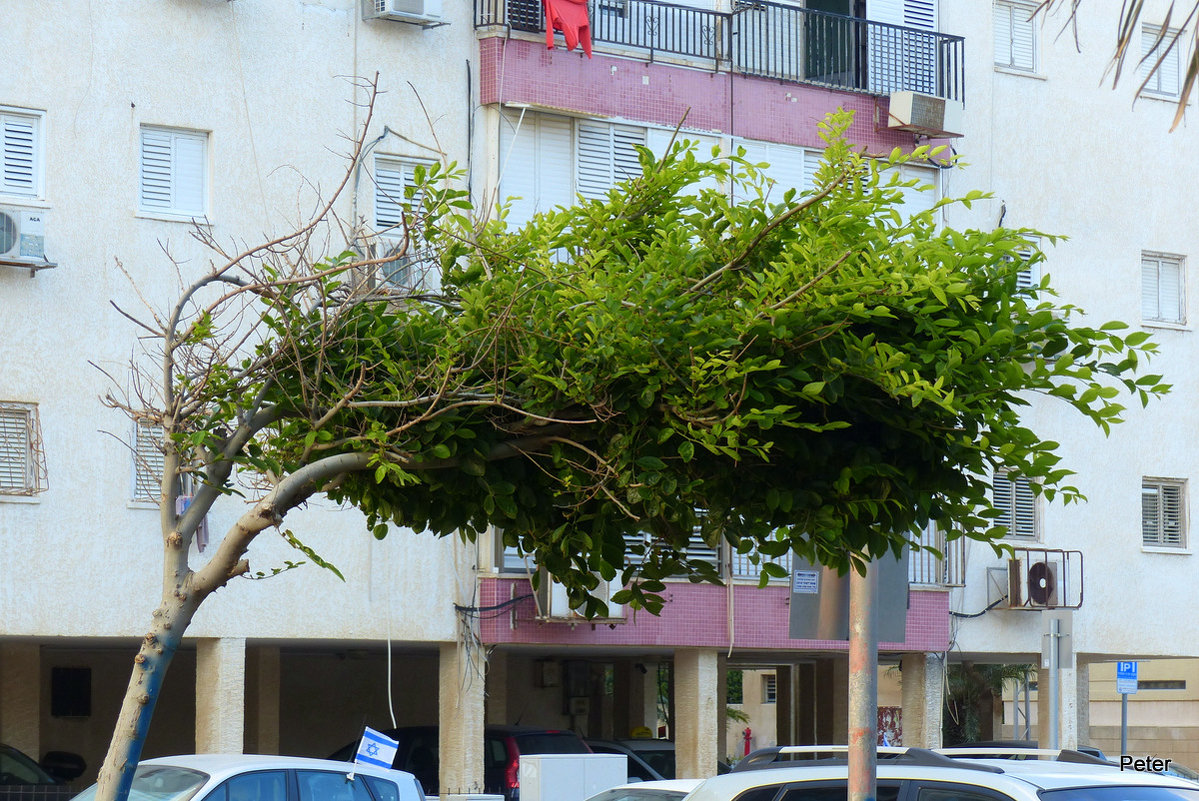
xmin=296 ymin=770 xmax=374 ymax=801
xmin=363 ymin=776 xmax=400 ymax=801
xmin=735 ymin=782 xmax=902 ymax=801
xmin=0 ymin=748 xmax=54 ymax=785
xmin=74 ymin=765 xmax=209 ymax=801
xmin=211 ymin=771 xmax=287 ymax=801
xmin=915 ymin=787 xmax=1014 ymax=801
xmin=485 ymin=738 xmax=509 ymax=769
xmin=1040 ymin=789 xmax=1199 ymax=801
xmin=636 ymin=751 xmax=674 ymax=779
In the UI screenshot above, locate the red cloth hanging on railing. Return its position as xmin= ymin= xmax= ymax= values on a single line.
xmin=544 ymin=0 xmax=592 ymax=57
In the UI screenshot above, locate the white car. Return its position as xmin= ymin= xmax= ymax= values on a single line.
xmin=682 ymin=746 xmax=1199 ymax=801
xmin=586 ymin=779 xmax=704 ymax=801
xmin=70 ymin=754 xmax=425 ymax=801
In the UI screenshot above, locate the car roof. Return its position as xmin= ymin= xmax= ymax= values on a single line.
xmin=140 ymin=754 xmax=412 ymax=781
xmin=688 ymin=751 xmax=1198 ymax=801
xmin=606 ymin=779 xmax=702 ymax=793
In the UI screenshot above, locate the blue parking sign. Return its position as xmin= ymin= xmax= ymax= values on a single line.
xmin=1117 ymin=661 xmax=1138 ymax=694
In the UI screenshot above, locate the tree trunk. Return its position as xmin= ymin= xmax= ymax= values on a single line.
xmin=94 ymin=593 xmax=200 ymax=801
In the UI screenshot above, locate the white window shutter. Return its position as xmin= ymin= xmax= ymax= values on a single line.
xmin=0 ymin=407 xmax=31 ymax=492
xmin=499 ymin=110 xmax=574 ymax=227
xmin=140 ymin=127 xmax=207 ymax=216
xmin=995 ymin=472 xmax=1036 ymax=537
xmin=995 ymin=1 xmax=1035 ymax=71
xmin=646 ymin=129 xmax=721 ymax=195
xmin=735 ymin=139 xmax=807 ymax=204
xmin=173 ymin=133 xmax=206 ymax=216
xmin=576 ymin=121 xmax=646 ymax=201
xmin=374 ymin=161 xmax=408 ymax=232
xmin=2 ymin=113 xmax=38 ymax=198
xmin=902 ymin=0 xmax=935 ymax=31
xmin=140 ymin=131 xmax=174 ymax=211
xmin=1142 ymin=254 xmax=1185 ymax=323
xmin=133 ymin=422 xmax=165 ymax=502
xmin=1162 ymin=483 xmax=1184 ymax=546
xmin=1143 ymin=480 xmax=1186 ymax=547
xmin=1141 ymin=25 xmax=1181 ymax=96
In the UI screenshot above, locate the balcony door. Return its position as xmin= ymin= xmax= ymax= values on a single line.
xmin=865 ymin=0 xmax=938 ymax=94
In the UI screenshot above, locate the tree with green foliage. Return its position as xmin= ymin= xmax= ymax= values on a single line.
xmin=94 ymin=93 xmax=1167 ymax=801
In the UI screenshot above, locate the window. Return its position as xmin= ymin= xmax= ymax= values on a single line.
xmin=993 ymin=0 xmax=1037 ymax=72
xmin=216 ymin=771 xmax=287 ymax=801
xmin=139 ymin=126 xmax=208 ymax=217
xmin=575 ymin=121 xmax=645 ymax=201
xmin=761 ymin=673 xmax=777 ymax=703
xmin=1140 ymin=24 xmax=1183 ymax=98
xmin=993 ymin=471 xmax=1037 ymax=538
xmin=373 ymin=156 xmax=435 ymax=289
xmin=1142 ymin=478 xmax=1186 ymax=548
xmin=296 ymin=771 xmax=372 ymax=801
xmin=2 ymin=108 xmax=43 ymax=200
xmin=0 ymin=402 xmax=46 ymax=496
xmin=132 ymin=421 xmax=165 ymax=503
xmin=1142 ymin=252 xmax=1185 ymax=325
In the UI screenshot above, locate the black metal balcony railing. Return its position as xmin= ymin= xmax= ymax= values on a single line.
xmin=476 ymin=0 xmax=965 ymax=102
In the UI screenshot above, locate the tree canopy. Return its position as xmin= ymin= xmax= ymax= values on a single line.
xmin=181 ymin=111 xmax=1165 ymax=615
xmin=96 ymin=105 xmax=1167 ymax=801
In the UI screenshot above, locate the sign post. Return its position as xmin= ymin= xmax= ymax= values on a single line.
xmin=1117 ymin=661 xmax=1138 ymax=754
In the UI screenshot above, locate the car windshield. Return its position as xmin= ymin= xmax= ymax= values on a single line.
xmin=72 ymin=766 xmax=209 ymax=801
xmin=635 ymin=751 xmax=675 ymax=779
xmin=1041 ymin=788 xmax=1199 ymax=800
xmin=586 ymin=790 xmax=687 ymax=801
xmin=1 ymin=745 xmax=56 ymax=784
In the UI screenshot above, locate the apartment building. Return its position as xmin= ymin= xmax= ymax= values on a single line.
xmin=1 ymin=0 xmax=1193 ymax=794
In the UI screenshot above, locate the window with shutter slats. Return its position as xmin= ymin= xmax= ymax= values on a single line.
xmin=139 ymin=126 xmax=208 ymax=217
xmin=733 ymin=139 xmax=810 ymax=205
xmin=993 ymin=471 xmax=1037 ymax=538
xmin=576 ymin=121 xmax=646 ymax=201
xmin=1143 ymin=479 xmax=1186 ymax=548
xmin=499 ymin=110 xmax=574 ymax=227
xmin=0 ymin=402 xmax=45 ymax=496
xmin=1 ymin=110 xmax=42 ymax=199
xmin=133 ymin=422 xmax=165 ymax=503
xmin=373 ymin=156 xmax=435 ymax=289
xmin=1142 ymin=252 xmax=1185 ymax=324
xmin=994 ymin=0 xmax=1037 ymax=72
xmin=1140 ymin=24 xmax=1182 ymax=98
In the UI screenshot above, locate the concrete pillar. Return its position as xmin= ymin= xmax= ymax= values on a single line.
xmin=796 ymin=664 xmax=816 ymax=745
xmin=899 ymin=652 xmax=944 ymax=748
xmin=196 ymin=637 xmax=246 ymax=754
xmin=1037 ymin=665 xmax=1079 ymax=750
xmin=774 ymin=665 xmax=795 ymax=746
xmin=439 ymin=641 xmax=486 ymax=797
xmin=1075 ymin=660 xmax=1090 ymax=747
xmin=717 ymin=655 xmax=728 ymax=762
xmin=246 ymin=645 xmax=280 ymax=754
xmin=0 ymin=643 xmax=41 ymax=755
xmin=615 ymin=659 xmax=660 ymax=738
xmin=485 ymin=650 xmax=508 ymax=725
xmin=674 ymin=649 xmax=720 ymax=778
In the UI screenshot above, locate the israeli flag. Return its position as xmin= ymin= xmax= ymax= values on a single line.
xmin=354 ymin=726 xmax=399 ymax=770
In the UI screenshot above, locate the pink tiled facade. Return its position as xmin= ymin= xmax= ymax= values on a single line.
xmin=478 ymin=577 xmax=950 ymax=653
xmin=479 ymin=36 xmax=925 ymax=153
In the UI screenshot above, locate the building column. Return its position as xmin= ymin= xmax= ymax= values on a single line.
xmin=485 ymin=650 xmax=508 ymax=725
xmin=196 ymin=637 xmax=246 ymax=753
xmin=1037 ymin=664 xmax=1080 ymax=750
xmin=899 ymin=652 xmax=943 ymax=748
xmin=717 ymin=655 xmax=728 ymax=763
xmin=0 ymin=643 xmax=41 ymax=756
xmin=774 ymin=665 xmax=795 ymax=746
xmin=246 ymin=645 xmax=280 ymax=755
xmin=1075 ymin=660 xmax=1090 ymax=747
xmin=439 ymin=641 xmax=486 ymax=798
xmin=674 ymin=649 xmax=720 ymax=778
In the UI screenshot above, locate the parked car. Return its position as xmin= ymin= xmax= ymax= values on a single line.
xmin=693 ymin=745 xmax=1199 ymax=801
xmin=584 ymin=778 xmax=703 ymax=801
xmin=330 ymin=724 xmax=591 ymax=800
xmin=68 ymin=754 xmax=421 ymax=801
xmin=941 ymin=740 xmax=1109 ymax=761
xmin=0 ymin=743 xmax=85 ymax=801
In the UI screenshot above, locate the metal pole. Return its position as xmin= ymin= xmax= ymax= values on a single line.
xmin=1048 ymin=617 xmax=1060 ymax=750
xmin=848 ymin=563 xmax=877 ymax=801
xmin=1121 ymin=693 xmax=1129 ymax=754
xmin=1023 ymin=675 xmax=1031 ymax=740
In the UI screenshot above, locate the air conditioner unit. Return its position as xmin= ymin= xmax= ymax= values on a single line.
xmin=1007 ymin=557 xmax=1060 ymax=609
xmin=536 ymin=570 xmax=626 ymax=622
xmin=887 ymin=91 xmax=964 ymax=138
xmin=362 ymin=0 xmax=444 ymax=25
xmin=0 ymin=206 xmax=54 ymax=271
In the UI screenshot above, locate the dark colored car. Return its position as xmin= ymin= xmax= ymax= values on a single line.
xmin=330 ymin=725 xmax=591 ymax=800
xmin=585 ymin=739 xmax=732 ymax=781
xmin=0 ymin=743 xmax=85 ymax=801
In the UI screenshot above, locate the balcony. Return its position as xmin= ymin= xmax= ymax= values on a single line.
xmin=475 ymin=0 xmax=964 ymax=102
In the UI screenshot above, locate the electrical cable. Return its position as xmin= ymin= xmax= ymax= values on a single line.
xmin=948 ymin=595 xmax=1007 ymax=619
xmin=454 ymin=593 xmax=534 ymax=614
